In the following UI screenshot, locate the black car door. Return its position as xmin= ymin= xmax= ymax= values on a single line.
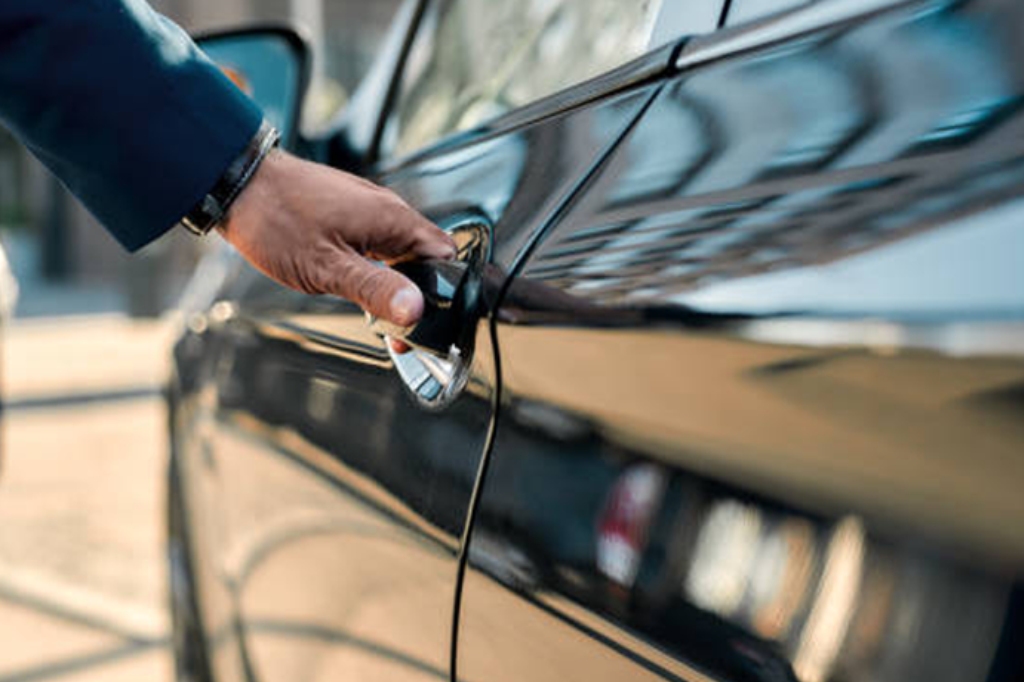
xmin=175 ymin=2 xmax=724 ymax=682
xmin=457 ymin=0 xmax=1024 ymax=681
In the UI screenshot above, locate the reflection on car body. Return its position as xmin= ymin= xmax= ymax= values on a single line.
xmin=168 ymin=1 xmax=1024 ymax=681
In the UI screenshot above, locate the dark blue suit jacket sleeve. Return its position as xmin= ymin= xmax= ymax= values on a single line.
xmin=0 ymin=0 xmax=263 ymax=250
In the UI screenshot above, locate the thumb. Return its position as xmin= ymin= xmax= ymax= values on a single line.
xmin=328 ymin=253 xmax=424 ymax=327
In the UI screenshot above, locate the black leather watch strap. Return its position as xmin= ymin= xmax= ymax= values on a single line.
xmin=180 ymin=120 xmax=280 ymax=236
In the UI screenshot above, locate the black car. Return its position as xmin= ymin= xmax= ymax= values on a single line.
xmin=167 ymin=1 xmax=1024 ymax=681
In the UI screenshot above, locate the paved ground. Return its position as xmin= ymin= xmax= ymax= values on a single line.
xmin=1 ymin=314 xmax=174 ymax=681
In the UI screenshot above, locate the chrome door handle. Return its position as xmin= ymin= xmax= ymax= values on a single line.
xmin=368 ymin=258 xmax=480 ymax=357
xmin=366 ymin=217 xmax=491 ymax=409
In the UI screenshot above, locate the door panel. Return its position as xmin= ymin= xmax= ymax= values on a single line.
xmin=458 ymin=1 xmax=1024 ymax=681
xmin=381 ymin=87 xmax=656 ymax=270
xmin=183 ymin=297 xmax=493 ymax=682
xmin=175 ymin=66 xmax=659 ymax=682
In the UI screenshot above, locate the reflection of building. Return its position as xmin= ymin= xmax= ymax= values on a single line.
xmin=14 ymin=0 xmax=398 ymax=313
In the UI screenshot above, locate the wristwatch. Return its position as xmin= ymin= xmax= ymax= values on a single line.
xmin=180 ymin=120 xmax=280 ymax=236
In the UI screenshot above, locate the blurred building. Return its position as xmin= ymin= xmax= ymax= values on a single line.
xmin=1 ymin=0 xmax=400 ymax=316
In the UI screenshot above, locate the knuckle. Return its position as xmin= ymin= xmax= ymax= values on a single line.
xmin=299 ymin=249 xmax=349 ymax=297
xmin=301 ymin=252 xmax=335 ymax=294
xmin=379 ymin=198 xmax=406 ymax=236
xmin=273 ymin=252 xmax=319 ymax=295
xmin=355 ymin=271 xmax=387 ymax=307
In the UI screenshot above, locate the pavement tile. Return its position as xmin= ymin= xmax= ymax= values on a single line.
xmin=0 ymin=312 xmax=176 ymax=679
xmin=26 ymin=647 xmax=172 ymax=682
xmin=2 ymin=315 xmax=174 ymax=400
xmin=0 ymin=399 xmax=168 ymax=639
xmin=0 ymin=596 xmax=123 ymax=677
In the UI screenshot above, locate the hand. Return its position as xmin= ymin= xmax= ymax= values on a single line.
xmin=218 ymin=149 xmax=456 ymax=326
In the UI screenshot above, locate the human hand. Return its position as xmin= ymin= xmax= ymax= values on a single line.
xmin=218 ymin=149 xmax=456 ymax=326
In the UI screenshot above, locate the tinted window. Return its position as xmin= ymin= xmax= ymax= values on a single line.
xmin=388 ymin=0 xmax=717 ymax=158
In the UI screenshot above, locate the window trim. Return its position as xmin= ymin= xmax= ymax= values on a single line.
xmin=321 ymin=0 xmax=428 ymax=174
xmin=677 ymin=0 xmax=907 ymax=70
xmin=377 ymin=40 xmax=683 ymax=175
xmin=375 ymin=0 xmax=736 ymax=173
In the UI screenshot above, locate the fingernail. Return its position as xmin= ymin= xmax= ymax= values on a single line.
xmin=430 ymin=242 xmax=457 ymax=260
xmin=389 ymin=286 xmax=423 ymax=325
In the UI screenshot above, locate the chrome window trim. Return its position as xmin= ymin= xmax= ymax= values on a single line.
xmin=676 ymin=0 xmax=911 ymax=70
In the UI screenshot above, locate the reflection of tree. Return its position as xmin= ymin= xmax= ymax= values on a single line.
xmin=396 ymin=0 xmax=662 ymax=155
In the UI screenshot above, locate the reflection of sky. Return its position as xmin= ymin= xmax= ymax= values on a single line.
xmin=531 ymin=0 xmax=1024 ymax=312
xmin=391 ymin=133 xmax=526 ymax=223
xmin=839 ymin=6 xmax=1012 ymax=166
xmin=673 ymin=197 xmax=1024 ymax=318
xmin=604 ymin=89 xmax=711 ymax=205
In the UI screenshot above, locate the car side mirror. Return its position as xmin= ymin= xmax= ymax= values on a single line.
xmin=195 ymin=26 xmax=311 ymax=148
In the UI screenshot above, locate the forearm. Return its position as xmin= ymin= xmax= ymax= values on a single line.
xmin=0 ymin=0 xmax=262 ymax=250
xmin=0 ymin=0 xmax=457 ymax=327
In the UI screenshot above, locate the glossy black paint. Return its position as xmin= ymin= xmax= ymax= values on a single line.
xmin=170 ymin=1 xmax=1024 ymax=682
xmin=458 ymin=1 xmax=1024 ymax=682
xmin=171 ymin=292 xmax=492 ymax=682
xmin=170 ymin=22 xmax=654 ymax=682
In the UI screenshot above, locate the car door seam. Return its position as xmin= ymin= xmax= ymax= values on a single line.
xmin=447 ymin=84 xmax=664 ymax=682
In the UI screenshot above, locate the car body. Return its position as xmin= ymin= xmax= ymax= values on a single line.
xmin=167 ymin=1 xmax=1024 ymax=681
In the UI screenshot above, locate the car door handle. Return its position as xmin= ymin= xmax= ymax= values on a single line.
xmin=365 ymin=216 xmax=491 ymax=409
xmin=367 ymin=258 xmax=481 ymax=357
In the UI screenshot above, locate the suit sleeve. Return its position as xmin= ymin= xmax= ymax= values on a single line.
xmin=0 ymin=0 xmax=263 ymax=250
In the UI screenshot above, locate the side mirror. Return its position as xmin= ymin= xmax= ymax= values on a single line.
xmin=195 ymin=26 xmax=310 ymax=148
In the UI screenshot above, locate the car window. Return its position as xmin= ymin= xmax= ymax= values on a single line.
xmin=726 ymin=0 xmax=814 ymax=26
xmin=650 ymin=2 xmax=726 ymax=47
xmin=386 ymin=0 xmax=721 ymax=159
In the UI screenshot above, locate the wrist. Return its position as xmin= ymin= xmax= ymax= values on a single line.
xmin=218 ymin=145 xmax=289 ymax=241
xmin=180 ymin=120 xmax=280 ymax=237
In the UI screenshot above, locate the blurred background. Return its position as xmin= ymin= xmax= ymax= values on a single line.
xmin=0 ymin=1 xmax=399 ymax=679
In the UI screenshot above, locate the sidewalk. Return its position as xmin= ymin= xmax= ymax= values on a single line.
xmin=0 ymin=314 xmax=174 ymax=681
